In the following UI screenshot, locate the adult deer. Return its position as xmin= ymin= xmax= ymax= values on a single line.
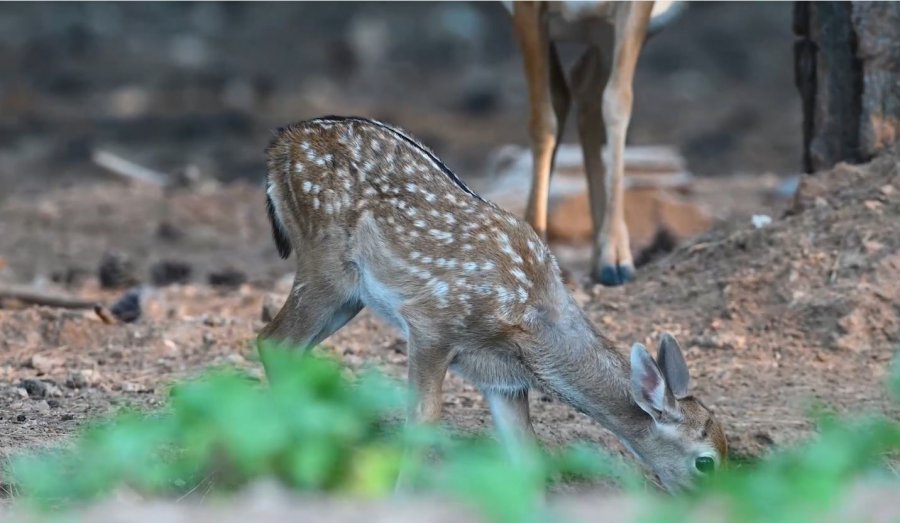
xmin=506 ymin=1 xmax=683 ymax=286
xmin=259 ymin=116 xmax=726 ymax=491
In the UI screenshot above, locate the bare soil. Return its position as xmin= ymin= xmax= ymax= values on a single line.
xmin=1 ymin=154 xmax=897 ymax=472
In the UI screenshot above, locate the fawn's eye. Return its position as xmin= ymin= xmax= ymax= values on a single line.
xmin=694 ymin=456 xmax=715 ymax=474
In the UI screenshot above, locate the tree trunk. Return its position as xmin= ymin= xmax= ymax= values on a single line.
xmin=794 ymin=1 xmax=900 ymax=173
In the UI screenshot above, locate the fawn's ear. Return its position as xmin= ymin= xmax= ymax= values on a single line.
xmin=630 ymin=343 xmax=679 ymax=421
xmin=656 ymin=333 xmax=690 ymax=399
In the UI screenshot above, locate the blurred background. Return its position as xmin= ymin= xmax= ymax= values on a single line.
xmin=0 ymin=2 xmax=800 ymax=197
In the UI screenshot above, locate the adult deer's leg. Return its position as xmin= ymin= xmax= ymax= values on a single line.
xmin=512 ymin=3 xmax=564 ymax=239
xmin=587 ymin=4 xmax=653 ymax=286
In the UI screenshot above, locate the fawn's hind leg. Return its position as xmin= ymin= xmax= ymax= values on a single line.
xmin=257 ymin=273 xmax=361 ymax=364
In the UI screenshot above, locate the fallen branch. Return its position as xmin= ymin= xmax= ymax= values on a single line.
xmin=0 ymin=285 xmax=99 ymax=310
xmin=92 ymin=150 xmax=170 ymax=186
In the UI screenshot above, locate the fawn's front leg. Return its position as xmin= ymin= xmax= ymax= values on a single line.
xmin=486 ymin=389 xmax=536 ymax=449
xmin=394 ymin=338 xmax=452 ymax=492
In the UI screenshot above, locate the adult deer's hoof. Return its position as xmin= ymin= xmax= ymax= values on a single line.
xmin=594 ymin=264 xmax=635 ymax=286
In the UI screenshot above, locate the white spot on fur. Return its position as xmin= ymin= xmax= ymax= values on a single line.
xmin=302 ymin=181 xmax=312 ymax=193
xmin=463 ymin=262 xmax=478 ymax=273
xmin=406 ymin=183 xmax=418 ymax=193
xmin=517 ymin=287 xmax=528 ymax=302
xmin=429 ymin=229 xmax=453 ymax=242
xmin=295 ymin=163 xmax=305 ymax=173
xmin=410 ymin=251 xmax=421 ymax=260
xmin=312 ymin=197 xmax=320 ymax=210
xmin=511 ymin=268 xmax=529 ymax=285
xmin=463 ymin=244 xmax=473 ymax=251
xmin=414 ymin=220 xmax=427 ymax=229
xmin=482 ymin=261 xmax=495 ymax=271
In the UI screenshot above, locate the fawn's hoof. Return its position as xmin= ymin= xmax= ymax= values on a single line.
xmin=594 ymin=264 xmax=635 ymax=286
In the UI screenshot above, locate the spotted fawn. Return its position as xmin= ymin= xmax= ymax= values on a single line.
xmin=259 ymin=116 xmax=726 ymax=491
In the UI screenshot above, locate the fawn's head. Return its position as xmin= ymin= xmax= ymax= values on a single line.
xmin=627 ymin=333 xmax=727 ymax=492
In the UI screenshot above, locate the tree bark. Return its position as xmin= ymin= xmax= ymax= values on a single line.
xmin=794 ymin=1 xmax=900 ymax=173
xmin=852 ymin=2 xmax=900 ymax=159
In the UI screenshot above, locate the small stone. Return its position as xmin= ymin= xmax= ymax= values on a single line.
xmin=863 ymin=240 xmax=885 ymax=254
xmin=863 ymin=200 xmax=883 ymax=211
xmin=61 ymin=414 xmax=75 ymax=421
xmin=150 ymin=260 xmax=193 ymax=286
xmin=66 ymin=369 xmax=101 ymax=389
xmin=880 ymin=184 xmax=895 ymax=197
xmin=110 ymin=289 xmax=142 ymax=323
xmin=156 ymin=221 xmax=184 ymax=241
xmin=98 ymin=251 xmax=139 ymax=289
xmin=35 ymin=401 xmax=50 ymax=413
xmin=29 ymin=354 xmax=61 ymax=373
xmin=16 ymin=414 xmax=26 ymax=422
xmin=208 ymin=268 xmax=247 ymax=287
xmin=47 ymin=399 xmax=61 ymax=409
xmin=22 ymin=379 xmax=48 ymax=399
xmin=120 ymin=382 xmax=148 ymax=393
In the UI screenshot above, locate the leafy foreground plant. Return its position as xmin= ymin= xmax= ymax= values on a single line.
xmin=8 ymin=346 xmax=900 ymax=523
xmin=8 ymin=346 xmax=636 ymax=522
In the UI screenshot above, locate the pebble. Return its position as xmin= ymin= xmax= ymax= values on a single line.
xmin=110 ymin=288 xmax=142 ymax=323
xmin=16 ymin=414 xmax=26 ymax=422
xmin=98 ymin=251 xmax=139 ymax=289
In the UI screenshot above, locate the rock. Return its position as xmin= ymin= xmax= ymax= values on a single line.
xmin=120 ymin=382 xmax=151 ymax=393
xmin=61 ymin=414 xmax=75 ymax=421
xmin=156 ymin=221 xmax=184 ymax=241
xmin=16 ymin=414 xmax=26 ymax=422
xmin=50 ymin=266 xmax=90 ymax=287
xmin=98 ymin=251 xmax=139 ymax=289
xmin=66 ymin=369 xmax=101 ymax=389
xmin=208 ymin=268 xmax=247 ymax=287
xmin=110 ymin=288 xmax=142 ymax=323
xmin=150 ymin=260 xmax=193 ymax=286
xmin=29 ymin=353 xmax=62 ymax=373
xmin=47 ymin=399 xmax=61 ymax=409
xmin=22 ymin=379 xmax=49 ymax=398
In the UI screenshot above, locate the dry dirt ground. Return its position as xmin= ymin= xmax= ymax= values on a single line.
xmin=1 ymin=153 xmax=898 ymax=477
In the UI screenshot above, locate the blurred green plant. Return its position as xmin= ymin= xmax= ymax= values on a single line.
xmin=7 ymin=345 xmax=900 ymax=523
xmin=8 ymin=343 xmax=636 ymax=521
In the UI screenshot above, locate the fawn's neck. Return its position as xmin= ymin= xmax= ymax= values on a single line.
xmin=528 ymin=297 xmax=651 ymax=444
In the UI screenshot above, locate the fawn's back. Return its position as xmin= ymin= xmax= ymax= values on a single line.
xmin=264 ymin=117 xmax=566 ymax=342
